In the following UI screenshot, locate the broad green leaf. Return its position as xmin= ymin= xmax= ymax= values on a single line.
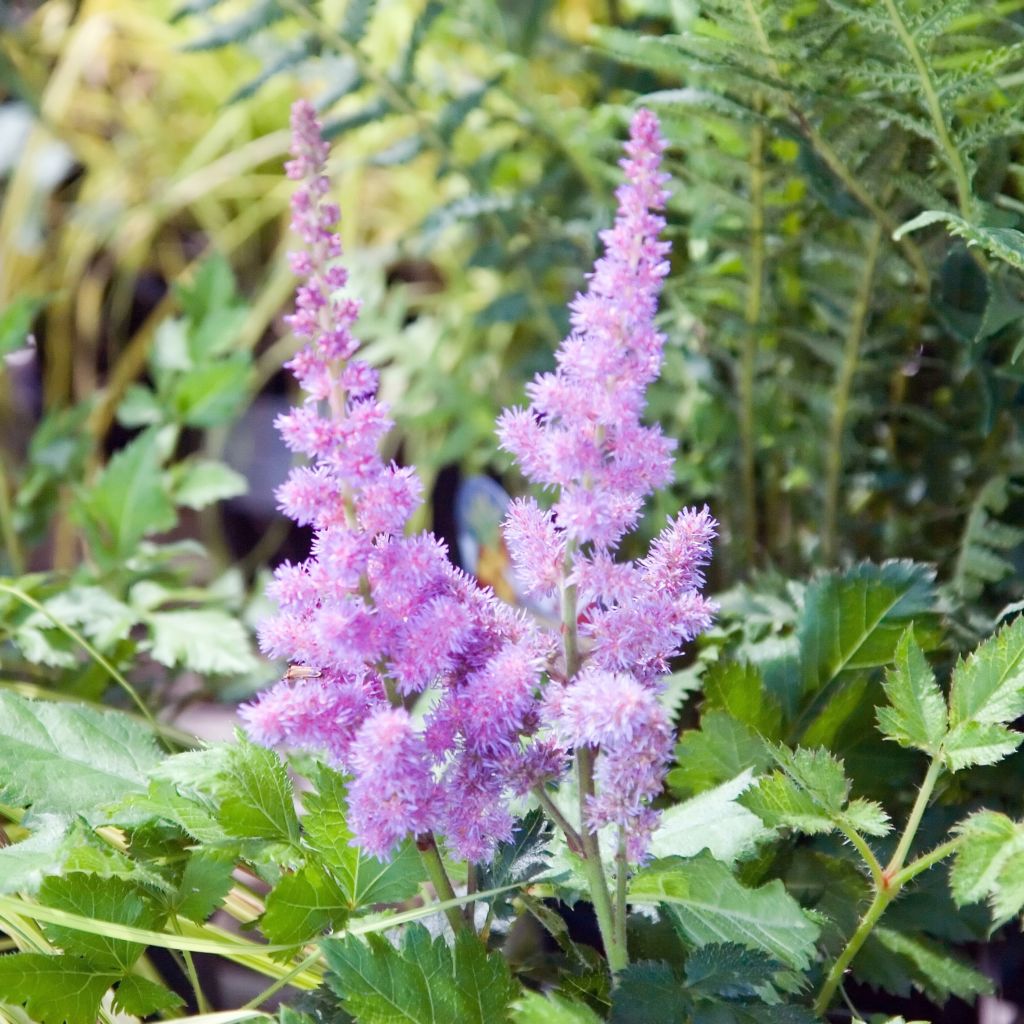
xmin=609 ymin=962 xmax=688 ymax=1024
xmin=793 ymin=561 xmax=937 ymax=739
xmin=323 ymin=925 xmax=518 ymax=1024
xmin=174 ymin=850 xmax=236 ymax=923
xmin=0 ymin=694 xmax=161 ymax=816
xmin=72 ymin=429 xmax=177 ymax=563
xmin=172 ymin=459 xmax=248 ymax=509
xmin=302 ymin=765 xmax=423 ymax=910
xmin=0 ymin=295 xmax=44 ymax=356
xmin=0 ymin=814 xmax=69 ymax=893
xmin=145 ymin=608 xmax=258 ymax=675
xmin=0 ymin=954 xmax=117 ymax=1024
xmin=650 ymin=770 xmax=770 ymax=865
xmin=511 ymin=992 xmax=602 ymax=1024
xmin=630 ymin=853 xmax=821 ymax=969
xmin=668 ymin=712 xmax=772 ymax=796
xmin=112 ymin=975 xmax=184 ymax=1016
xmin=217 ymin=737 xmax=300 ymax=844
xmin=943 ymin=721 xmax=1021 ymax=771
xmin=38 ymin=875 xmax=163 ymax=972
xmin=261 ymin=864 xmax=346 ymax=945
xmin=870 ymin=928 xmax=993 ymax=1003
xmin=877 ymin=629 xmax=947 ymax=754
xmin=702 ymin=662 xmax=782 ymax=738
xmin=950 ymin=811 xmax=1024 ymax=925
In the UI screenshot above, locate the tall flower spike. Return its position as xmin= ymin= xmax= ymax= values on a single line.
xmin=500 ymin=110 xmax=718 ymax=862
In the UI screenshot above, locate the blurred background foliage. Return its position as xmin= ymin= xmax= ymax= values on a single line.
xmin=1 ymin=0 xmax=1024 ymax=702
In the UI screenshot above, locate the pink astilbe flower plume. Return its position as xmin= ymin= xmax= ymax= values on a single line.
xmin=245 ymin=101 xmax=716 ymax=870
xmin=498 ymin=109 xmax=718 ymax=862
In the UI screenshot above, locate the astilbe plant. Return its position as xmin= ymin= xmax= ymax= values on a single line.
xmin=242 ymin=99 xmax=716 ymax=967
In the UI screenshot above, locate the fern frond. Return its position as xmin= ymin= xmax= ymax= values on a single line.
xmin=182 ymin=0 xmax=285 ymax=52
xmin=953 ymin=476 xmax=1024 ymax=599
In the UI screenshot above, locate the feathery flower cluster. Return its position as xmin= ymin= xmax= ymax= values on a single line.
xmin=242 ymin=101 xmax=551 ymax=862
xmin=244 ymin=100 xmax=716 ymax=868
xmin=498 ymin=109 xmax=718 ymax=854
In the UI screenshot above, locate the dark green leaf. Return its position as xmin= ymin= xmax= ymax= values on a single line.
xmin=261 ymin=864 xmax=347 ymax=945
xmin=217 ymin=736 xmax=300 ymax=843
xmin=174 ymin=849 xmax=236 ymax=923
xmin=113 ymin=975 xmax=184 ymax=1016
xmin=0 ymin=954 xmax=117 ymax=1024
xmin=668 ymin=712 xmax=773 ymax=796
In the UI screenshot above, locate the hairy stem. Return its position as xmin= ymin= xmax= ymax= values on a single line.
xmin=417 ymin=832 xmax=470 ymax=935
xmin=561 ymin=545 xmax=626 ymax=974
xmin=816 ymin=756 xmax=944 ymax=1014
xmin=614 ymin=827 xmax=629 ymax=959
xmin=823 ymin=221 xmax=884 ymax=563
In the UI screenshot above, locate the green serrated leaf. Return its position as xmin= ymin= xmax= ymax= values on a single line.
xmin=684 ymin=942 xmax=782 ymax=999
xmin=145 ymin=608 xmax=258 ymax=675
xmin=112 ymin=975 xmax=184 ymax=1016
xmin=877 ymin=629 xmax=947 ymax=754
xmin=218 ymin=737 xmax=300 ymax=844
xmin=476 ymin=809 xmax=552 ymax=915
xmin=0 ymin=954 xmax=117 ymax=1024
xmin=72 ymin=429 xmax=177 ymax=563
xmin=668 ymin=711 xmax=773 ymax=796
xmin=170 ymin=355 xmax=250 ymax=428
xmin=609 ymin=961 xmax=688 ymax=1024
xmin=630 ymin=852 xmax=821 ymax=969
xmin=261 ymin=864 xmax=346 ymax=945
xmin=895 ymin=210 xmax=1024 ymax=271
xmin=949 ymin=615 xmax=1024 ymax=728
xmin=174 ymin=849 xmax=236 ymax=923
xmin=950 ymin=811 xmax=1024 ymax=925
xmin=302 ymin=764 xmax=423 ymax=910
xmin=38 ymin=874 xmax=163 ymax=972
xmin=323 ymin=924 xmax=518 ymax=1024
xmin=511 ymin=992 xmax=603 ymax=1024
xmin=0 ymin=694 xmax=161 ymax=816
xmin=702 ymin=662 xmax=782 ymax=738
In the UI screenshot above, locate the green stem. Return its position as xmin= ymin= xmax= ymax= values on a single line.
xmin=614 ymin=827 xmax=629 ymax=959
xmin=815 ymin=756 xmax=944 ymax=1015
xmin=533 ymin=785 xmax=584 ymax=855
xmin=885 ymin=757 xmax=943 ymax=877
xmin=822 ymin=221 xmax=884 ymax=564
xmin=577 ymin=745 xmax=626 ymax=974
xmin=836 ymin=823 xmax=884 ymax=890
xmin=879 ymin=0 xmax=974 ymax=218
xmin=813 ymin=886 xmax=893 ymax=1017
xmin=242 ymin=947 xmax=324 ymax=1010
xmin=417 ymin=831 xmax=470 ymax=935
xmin=0 ymin=582 xmax=166 ymax=746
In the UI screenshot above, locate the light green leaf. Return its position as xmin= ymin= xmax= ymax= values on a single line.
xmin=172 ymin=459 xmax=248 ymax=510
xmin=877 ymin=628 xmax=947 ymax=754
xmin=170 ymin=356 xmax=250 ymax=428
xmin=112 ymin=975 xmax=184 ymax=1016
xmin=0 ymin=814 xmax=70 ymax=893
xmin=872 ymin=928 xmax=993 ymax=1003
xmin=174 ymin=850 xmax=236 ymax=923
xmin=0 ymin=954 xmax=117 ymax=1024
xmin=217 ymin=737 xmax=300 ymax=844
xmin=323 ymin=925 xmax=518 ymax=1024
xmin=261 ymin=864 xmax=346 ymax=945
xmin=511 ymin=992 xmax=603 ymax=1024
xmin=629 ymin=852 xmax=821 ymax=969
xmin=668 ymin=712 xmax=773 ymax=796
xmin=895 ymin=210 xmax=1024 ymax=271
xmin=302 ymin=765 xmax=423 ymax=910
xmin=649 ymin=770 xmax=771 ymax=865
xmin=0 ymin=694 xmax=162 ymax=816
xmin=72 ymin=429 xmax=177 ymax=563
xmin=949 ymin=615 xmax=1024 ymax=728
xmin=950 ymin=811 xmax=1024 ymax=926
xmin=702 ymin=661 xmax=782 ymax=738
xmin=25 ymin=586 xmax=139 ymax=650
xmin=145 ymin=608 xmax=258 ymax=675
